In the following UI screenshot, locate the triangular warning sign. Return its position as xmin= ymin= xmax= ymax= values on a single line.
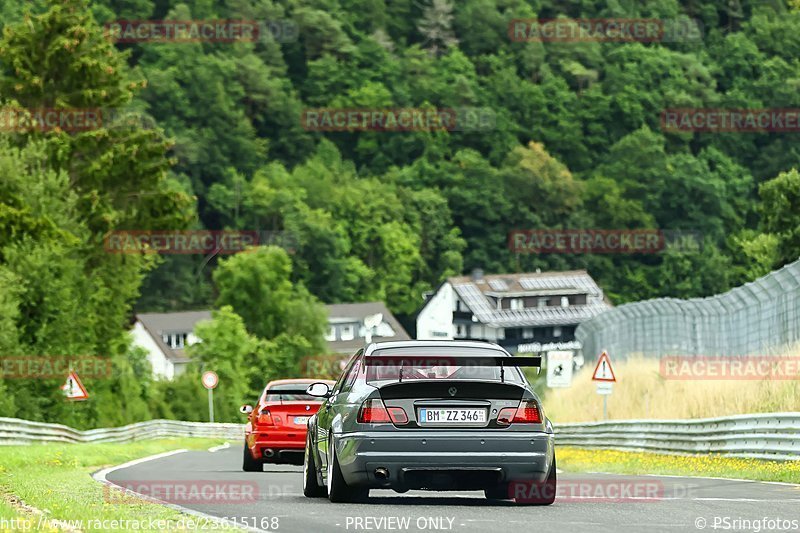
xmin=591 ymin=351 xmax=616 ymax=382
xmin=61 ymin=371 xmax=89 ymax=401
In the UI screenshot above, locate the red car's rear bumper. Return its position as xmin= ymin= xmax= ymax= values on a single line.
xmin=246 ymin=429 xmax=307 ymax=462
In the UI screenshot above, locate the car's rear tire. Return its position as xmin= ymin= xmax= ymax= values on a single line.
xmin=242 ymin=442 xmax=263 ymax=472
xmin=303 ymin=434 xmax=326 ymax=497
xmin=327 ymin=439 xmax=368 ymax=503
xmin=513 ymin=456 xmax=557 ymax=506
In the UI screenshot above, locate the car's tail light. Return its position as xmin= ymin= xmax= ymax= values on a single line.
xmin=358 ymin=399 xmax=391 ymax=423
xmin=387 ymin=407 xmax=408 ymax=424
xmin=497 ymin=407 xmax=516 ymax=425
xmin=514 ymin=400 xmax=542 ymax=423
xmin=257 ymin=408 xmax=274 ymax=425
xmin=497 ymin=401 xmax=542 ymax=425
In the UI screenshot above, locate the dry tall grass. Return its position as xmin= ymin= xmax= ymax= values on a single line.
xmin=543 ymin=353 xmax=800 ymax=423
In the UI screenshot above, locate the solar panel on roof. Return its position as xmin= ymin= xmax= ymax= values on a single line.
xmin=519 ymin=274 xmax=598 ymax=294
xmin=488 ymin=279 xmax=508 ymax=291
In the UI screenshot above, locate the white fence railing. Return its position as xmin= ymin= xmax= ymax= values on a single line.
xmin=556 ymin=412 xmax=800 ymax=461
xmin=2 ymin=414 xmax=798 ymax=461
xmin=0 ymin=417 xmax=243 ymax=445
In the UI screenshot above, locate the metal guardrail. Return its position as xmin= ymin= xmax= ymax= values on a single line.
xmin=0 ymin=417 xmax=243 ymax=445
xmin=556 ymin=412 xmax=800 ymax=461
xmin=2 ymin=414 xmax=798 ymax=461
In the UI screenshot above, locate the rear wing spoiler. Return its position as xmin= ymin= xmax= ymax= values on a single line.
xmin=363 ymin=355 xmax=541 ymax=383
xmin=363 ymin=355 xmax=542 ymax=367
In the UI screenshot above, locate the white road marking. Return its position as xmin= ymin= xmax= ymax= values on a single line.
xmin=209 ymin=442 xmax=231 ymax=453
xmin=94 ymin=448 xmax=188 ymax=476
xmin=639 ymin=472 xmax=800 ymax=487
xmin=92 ymin=448 xmax=266 ymax=533
xmin=575 ymin=470 xmax=800 ymax=487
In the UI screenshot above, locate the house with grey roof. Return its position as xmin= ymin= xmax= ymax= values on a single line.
xmin=132 ymin=302 xmax=409 ymax=379
xmin=416 ymin=269 xmax=611 ymax=355
xmin=131 ymin=310 xmax=212 ymax=379
xmin=324 ymin=301 xmax=411 ymax=354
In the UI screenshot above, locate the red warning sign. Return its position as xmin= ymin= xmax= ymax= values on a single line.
xmin=61 ymin=371 xmax=89 ymax=401
xmin=591 ymin=351 xmax=617 ymax=382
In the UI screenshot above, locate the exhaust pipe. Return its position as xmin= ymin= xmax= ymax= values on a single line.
xmin=263 ymin=448 xmax=275 ymax=458
xmin=374 ymin=467 xmax=389 ymax=480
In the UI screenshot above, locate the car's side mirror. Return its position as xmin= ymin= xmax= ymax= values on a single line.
xmin=240 ymin=404 xmax=253 ymax=414
xmin=306 ymin=382 xmax=331 ymax=398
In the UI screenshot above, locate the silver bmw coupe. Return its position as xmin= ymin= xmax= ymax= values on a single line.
xmin=302 ymin=340 xmax=557 ymax=504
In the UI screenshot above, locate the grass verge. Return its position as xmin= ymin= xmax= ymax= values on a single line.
xmin=543 ymin=355 xmax=800 ymax=422
xmin=0 ymin=439 xmax=240 ymax=532
xmin=558 ymin=446 xmax=800 ymax=484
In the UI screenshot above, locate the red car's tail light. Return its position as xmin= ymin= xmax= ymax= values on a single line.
xmin=358 ymin=399 xmax=391 ymax=423
xmin=387 ymin=407 xmax=408 ymax=424
xmin=257 ymin=408 xmax=274 ymax=426
xmin=497 ymin=401 xmax=542 ymax=425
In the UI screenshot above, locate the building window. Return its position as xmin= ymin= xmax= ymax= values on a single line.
xmin=522 ymin=328 xmax=533 ymax=339
xmin=554 ymin=326 xmax=562 ymax=337
xmin=510 ymin=298 xmax=524 ymax=310
xmin=341 ymin=325 xmax=355 ymax=341
xmin=561 ymin=296 xmax=569 ymax=307
xmin=324 ymin=326 xmax=336 ymax=342
xmin=162 ymin=333 xmax=188 ymax=349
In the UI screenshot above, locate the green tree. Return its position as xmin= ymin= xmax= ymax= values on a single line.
xmin=754 ymin=168 xmax=800 ymax=266
xmin=213 ymin=246 xmax=327 ymax=354
xmin=188 ymin=306 xmax=257 ymax=421
xmin=417 ymin=0 xmax=459 ymax=57
xmin=0 ymin=0 xmax=192 ymax=355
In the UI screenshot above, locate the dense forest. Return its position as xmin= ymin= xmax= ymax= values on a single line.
xmin=1 ymin=0 xmax=799 ymax=426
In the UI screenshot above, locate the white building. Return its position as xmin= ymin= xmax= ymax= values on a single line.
xmin=416 ymin=269 xmax=611 ymax=355
xmin=131 ymin=311 xmax=211 ymax=380
xmin=323 ymin=302 xmax=410 ymax=354
xmin=131 ymin=302 xmax=410 ymax=379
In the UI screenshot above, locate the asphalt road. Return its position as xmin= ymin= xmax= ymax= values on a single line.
xmin=104 ymin=443 xmax=800 ymax=533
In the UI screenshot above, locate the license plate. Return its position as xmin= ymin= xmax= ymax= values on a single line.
xmin=293 ymin=416 xmax=310 ymax=425
xmin=418 ymin=408 xmax=486 ymax=425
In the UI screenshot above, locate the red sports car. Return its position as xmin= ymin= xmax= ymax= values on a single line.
xmin=241 ymin=378 xmax=335 ymax=471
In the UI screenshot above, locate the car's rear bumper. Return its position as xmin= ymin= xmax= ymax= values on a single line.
xmin=333 ymin=430 xmax=554 ymax=490
xmin=247 ymin=430 xmax=306 ymax=462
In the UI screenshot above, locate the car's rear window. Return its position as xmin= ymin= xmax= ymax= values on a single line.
xmin=263 ymin=383 xmax=319 ymax=402
xmin=365 ymin=347 xmax=525 ymax=386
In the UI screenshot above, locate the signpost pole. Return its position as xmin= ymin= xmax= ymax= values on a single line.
xmin=208 ymin=387 xmax=214 ymax=423
xmin=591 ymin=351 xmax=616 ymax=422
xmin=201 ymin=371 xmax=218 ymax=423
xmin=69 ymin=365 xmax=75 ymax=418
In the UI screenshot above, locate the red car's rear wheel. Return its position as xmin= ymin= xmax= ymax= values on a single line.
xmin=242 ymin=441 xmax=263 ymax=472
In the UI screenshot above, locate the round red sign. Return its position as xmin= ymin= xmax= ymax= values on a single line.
xmin=201 ymin=371 xmax=218 ymax=389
